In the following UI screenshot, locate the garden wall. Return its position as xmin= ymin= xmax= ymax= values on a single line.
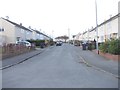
xmin=92 ymin=50 xmax=120 ymax=61
xmin=0 ymin=44 xmax=35 ymax=60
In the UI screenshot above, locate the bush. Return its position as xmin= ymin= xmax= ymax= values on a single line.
xmin=99 ymin=41 xmax=110 ymax=53
xmin=99 ymin=39 xmax=120 ymax=55
xmin=27 ymin=39 xmax=45 ymax=46
xmin=108 ymin=39 xmax=120 ymax=55
xmin=49 ymin=39 xmax=54 ymax=46
xmin=88 ymin=43 xmax=92 ymax=50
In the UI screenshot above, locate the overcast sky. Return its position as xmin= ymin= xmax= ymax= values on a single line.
xmin=0 ymin=0 xmax=120 ymax=38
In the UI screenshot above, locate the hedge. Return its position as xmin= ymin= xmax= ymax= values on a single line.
xmin=27 ymin=39 xmax=45 ymax=46
xmin=27 ymin=39 xmax=54 ymax=47
xmin=99 ymin=39 xmax=120 ymax=55
xmin=108 ymin=39 xmax=120 ymax=55
xmin=99 ymin=41 xmax=109 ymax=53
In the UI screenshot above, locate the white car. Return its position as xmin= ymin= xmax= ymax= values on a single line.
xmin=16 ymin=41 xmax=31 ymax=47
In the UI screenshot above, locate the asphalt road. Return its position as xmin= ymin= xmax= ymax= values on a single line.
xmin=2 ymin=43 xmax=118 ymax=88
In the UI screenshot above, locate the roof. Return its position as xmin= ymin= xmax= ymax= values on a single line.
xmin=98 ymin=13 xmax=119 ymax=27
xmin=1 ymin=18 xmax=32 ymax=32
xmin=89 ymin=27 xmax=96 ymax=32
xmin=41 ymin=33 xmax=52 ymax=40
xmin=1 ymin=17 xmax=53 ymax=40
xmin=83 ymin=31 xmax=87 ymax=34
xmin=89 ymin=13 xmax=119 ymax=33
xmin=33 ymin=29 xmax=52 ymax=40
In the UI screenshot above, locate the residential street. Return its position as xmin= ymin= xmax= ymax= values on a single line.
xmin=2 ymin=43 xmax=118 ymax=88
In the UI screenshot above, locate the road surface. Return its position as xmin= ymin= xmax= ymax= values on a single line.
xmin=2 ymin=43 xmax=118 ymax=88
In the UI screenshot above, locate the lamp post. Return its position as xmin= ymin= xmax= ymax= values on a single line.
xmin=95 ymin=0 xmax=99 ymax=54
xmin=52 ymin=30 xmax=54 ymax=40
xmin=39 ymin=29 xmax=41 ymax=40
xmin=68 ymin=28 xmax=70 ymax=43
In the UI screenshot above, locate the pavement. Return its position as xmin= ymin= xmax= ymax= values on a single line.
xmin=74 ymin=45 xmax=119 ymax=77
xmin=1 ymin=46 xmax=53 ymax=70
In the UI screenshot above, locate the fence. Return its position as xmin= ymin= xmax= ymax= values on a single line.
xmin=0 ymin=43 xmax=35 ymax=60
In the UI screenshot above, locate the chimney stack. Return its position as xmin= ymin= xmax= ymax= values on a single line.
xmin=6 ymin=16 xmax=9 ymax=20
xmin=20 ymin=23 xmax=22 ymax=26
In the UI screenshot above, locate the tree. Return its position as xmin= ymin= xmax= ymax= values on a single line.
xmin=55 ymin=35 xmax=69 ymax=42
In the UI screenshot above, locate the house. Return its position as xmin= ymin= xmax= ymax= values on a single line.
xmin=89 ymin=28 xmax=96 ymax=41
xmin=0 ymin=17 xmax=53 ymax=46
xmin=75 ymin=13 xmax=119 ymax=43
xmin=118 ymin=1 xmax=120 ymax=38
xmin=31 ymin=29 xmax=43 ymax=40
xmin=0 ymin=18 xmax=33 ymax=44
xmin=31 ymin=29 xmax=52 ymax=41
xmin=82 ymin=31 xmax=88 ymax=42
xmin=97 ymin=14 xmax=119 ymax=42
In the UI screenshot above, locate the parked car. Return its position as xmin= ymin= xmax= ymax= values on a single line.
xmin=56 ymin=41 xmax=62 ymax=46
xmin=74 ymin=40 xmax=80 ymax=46
xmin=16 ymin=41 xmax=31 ymax=47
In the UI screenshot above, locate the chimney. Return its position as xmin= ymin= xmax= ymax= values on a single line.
xmin=20 ymin=23 xmax=22 ymax=26
xmin=109 ymin=15 xmax=112 ymax=18
xmin=91 ymin=26 xmax=93 ymax=29
xmin=28 ymin=26 xmax=31 ymax=29
xmin=5 ymin=16 xmax=9 ymax=20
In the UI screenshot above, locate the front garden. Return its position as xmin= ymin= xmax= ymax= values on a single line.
xmin=99 ymin=39 xmax=120 ymax=55
xmin=98 ymin=39 xmax=120 ymax=60
xmin=1 ymin=43 xmax=35 ymax=60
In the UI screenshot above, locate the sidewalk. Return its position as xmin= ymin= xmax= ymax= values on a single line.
xmin=1 ymin=48 xmax=45 ymax=69
xmin=76 ymin=46 xmax=119 ymax=76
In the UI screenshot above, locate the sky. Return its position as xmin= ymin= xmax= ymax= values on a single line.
xmin=0 ymin=0 xmax=120 ymax=39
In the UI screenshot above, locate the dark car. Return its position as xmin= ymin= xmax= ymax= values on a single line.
xmin=56 ymin=41 xmax=62 ymax=46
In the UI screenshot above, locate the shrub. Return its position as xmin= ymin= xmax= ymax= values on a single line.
xmin=99 ymin=41 xmax=110 ymax=53
xmin=27 ymin=39 xmax=45 ymax=46
xmin=108 ymin=39 xmax=120 ymax=55
xmin=99 ymin=39 xmax=120 ymax=55
xmin=88 ymin=43 xmax=92 ymax=50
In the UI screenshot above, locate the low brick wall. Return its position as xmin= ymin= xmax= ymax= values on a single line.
xmin=92 ymin=50 xmax=120 ymax=61
xmin=0 ymin=44 xmax=35 ymax=60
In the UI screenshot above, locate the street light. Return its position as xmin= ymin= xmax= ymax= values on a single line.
xmin=52 ymin=30 xmax=54 ymax=40
xmin=68 ymin=28 xmax=70 ymax=43
xmin=39 ymin=28 xmax=41 ymax=37
xmin=95 ymin=0 xmax=99 ymax=54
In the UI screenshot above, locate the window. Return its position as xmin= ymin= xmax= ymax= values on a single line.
xmin=16 ymin=37 xmax=20 ymax=41
xmin=107 ymin=22 xmax=111 ymax=29
xmin=100 ymin=36 xmax=104 ymax=42
xmin=21 ymin=29 xmax=24 ymax=33
xmin=27 ymin=31 xmax=29 ymax=34
xmin=0 ymin=28 xmax=4 ymax=32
